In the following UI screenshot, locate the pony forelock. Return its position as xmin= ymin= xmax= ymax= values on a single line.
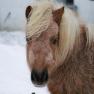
xmin=26 ymin=1 xmax=53 ymax=39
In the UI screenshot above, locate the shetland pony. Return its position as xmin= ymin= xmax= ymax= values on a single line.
xmin=25 ymin=1 xmax=94 ymax=94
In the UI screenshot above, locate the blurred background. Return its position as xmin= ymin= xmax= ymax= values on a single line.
xmin=0 ymin=0 xmax=94 ymax=31
xmin=0 ymin=0 xmax=94 ymax=94
xmin=0 ymin=0 xmax=32 ymax=31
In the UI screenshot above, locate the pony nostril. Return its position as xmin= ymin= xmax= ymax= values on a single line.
xmin=31 ymin=69 xmax=48 ymax=85
xmin=42 ymin=69 xmax=48 ymax=82
xmin=31 ymin=70 xmax=38 ymax=82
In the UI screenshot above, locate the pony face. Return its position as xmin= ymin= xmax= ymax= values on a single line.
xmin=27 ymin=22 xmax=58 ymax=86
xmin=26 ymin=3 xmax=64 ymax=87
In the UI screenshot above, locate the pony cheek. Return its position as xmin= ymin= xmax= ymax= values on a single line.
xmin=45 ymin=52 xmax=56 ymax=67
xmin=27 ymin=49 xmax=35 ymax=69
xmin=47 ymin=60 xmax=56 ymax=74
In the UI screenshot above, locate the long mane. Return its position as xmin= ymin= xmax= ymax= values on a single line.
xmin=56 ymin=7 xmax=80 ymax=62
xmin=26 ymin=1 xmax=94 ymax=63
xmin=57 ymin=7 xmax=94 ymax=62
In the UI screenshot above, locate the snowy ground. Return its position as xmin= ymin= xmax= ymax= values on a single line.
xmin=0 ymin=31 xmax=50 ymax=94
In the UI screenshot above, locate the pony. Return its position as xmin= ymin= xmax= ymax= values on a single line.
xmin=25 ymin=1 xmax=94 ymax=94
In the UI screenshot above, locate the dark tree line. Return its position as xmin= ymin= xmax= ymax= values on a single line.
xmin=57 ymin=0 xmax=74 ymax=4
xmin=66 ymin=0 xmax=74 ymax=4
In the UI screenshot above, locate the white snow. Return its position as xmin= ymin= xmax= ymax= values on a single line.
xmin=0 ymin=31 xmax=50 ymax=94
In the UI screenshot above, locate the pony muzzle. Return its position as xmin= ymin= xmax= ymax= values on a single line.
xmin=31 ymin=69 xmax=48 ymax=87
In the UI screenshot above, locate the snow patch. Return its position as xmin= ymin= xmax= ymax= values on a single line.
xmin=0 ymin=31 xmax=50 ymax=94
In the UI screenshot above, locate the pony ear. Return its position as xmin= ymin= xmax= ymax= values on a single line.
xmin=25 ymin=6 xmax=32 ymax=19
xmin=53 ymin=7 xmax=64 ymax=26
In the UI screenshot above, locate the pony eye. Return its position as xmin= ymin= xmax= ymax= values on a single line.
xmin=26 ymin=37 xmax=32 ymax=42
xmin=50 ymin=36 xmax=58 ymax=45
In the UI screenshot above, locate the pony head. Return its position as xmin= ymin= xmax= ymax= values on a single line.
xmin=25 ymin=1 xmax=80 ymax=87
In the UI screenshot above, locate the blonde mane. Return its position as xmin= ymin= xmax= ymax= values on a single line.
xmin=54 ymin=7 xmax=81 ymax=62
xmin=26 ymin=1 xmax=94 ymax=63
xmin=26 ymin=0 xmax=63 ymax=39
xmin=26 ymin=1 xmax=53 ymax=39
